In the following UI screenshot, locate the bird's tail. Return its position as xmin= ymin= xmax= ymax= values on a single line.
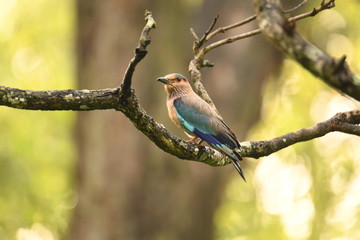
xmin=230 ymin=149 xmax=246 ymax=182
xmin=230 ymin=158 xmax=246 ymax=182
xmin=213 ymin=144 xmax=246 ymax=182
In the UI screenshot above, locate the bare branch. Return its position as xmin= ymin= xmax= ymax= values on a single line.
xmin=190 ymin=28 xmax=199 ymax=41
xmin=287 ymin=0 xmax=334 ymax=22
xmin=204 ymin=14 xmax=257 ymax=44
xmin=203 ymin=29 xmax=261 ymax=55
xmin=199 ymin=0 xmax=308 ymax=46
xmin=1 ymin=85 xmax=359 ymax=166
xmin=282 ymin=0 xmax=307 ymax=14
xmin=254 ymin=0 xmax=360 ymax=101
xmin=188 ymin=0 xmax=335 ymax=113
xmin=202 ymin=0 xmax=335 ymax=56
xmin=120 ymin=10 xmax=156 ymax=92
xmin=197 ymin=14 xmax=219 ymax=47
xmin=1 ymin=5 xmax=359 ymax=172
xmin=242 ymin=110 xmax=360 ymax=158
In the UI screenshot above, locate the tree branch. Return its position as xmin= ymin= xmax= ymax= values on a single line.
xmin=242 ymin=110 xmax=360 ymax=158
xmin=1 ymin=85 xmax=359 ymax=165
xmin=188 ymin=0 xmax=335 ymax=109
xmin=286 ymin=0 xmax=334 ymax=22
xmin=120 ymin=10 xmax=156 ymax=93
xmin=282 ymin=0 xmax=307 ymax=14
xmin=201 ymin=0 xmax=335 ymax=56
xmin=254 ymin=0 xmax=360 ymax=101
xmin=193 ymin=0 xmax=308 ymax=49
xmin=0 ymin=86 xmax=119 ymax=111
xmin=1 ymin=6 xmax=359 ymax=170
xmin=203 ymin=14 xmax=256 ymax=43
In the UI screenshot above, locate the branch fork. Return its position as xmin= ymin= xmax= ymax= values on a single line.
xmin=187 ymin=0 xmax=338 ymax=107
xmin=1 ymin=3 xmax=359 ymax=169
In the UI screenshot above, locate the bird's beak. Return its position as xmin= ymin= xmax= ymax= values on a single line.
xmin=157 ymin=77 xmax=170 ymax=84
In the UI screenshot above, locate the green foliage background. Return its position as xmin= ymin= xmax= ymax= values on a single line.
xmin=0 ymin=0 xmax=359 ymax=240
xmin=0 ymin=0 xmax=75 ymax=239
xmin=215 ymin=1 xmax=360 ymax=240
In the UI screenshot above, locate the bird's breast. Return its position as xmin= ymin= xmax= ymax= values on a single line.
xmin=166 ymin=98 xmax=181 ymax=128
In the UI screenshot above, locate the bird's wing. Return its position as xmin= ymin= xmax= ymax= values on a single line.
xmin=173 ymin=96 xmax=240 ymax=150
xmin=174 ymin=96 xmax=245 ymax=181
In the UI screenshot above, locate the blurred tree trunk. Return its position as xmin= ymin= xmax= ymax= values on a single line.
xmin=67 ymin=0 xmax=282 ymax=240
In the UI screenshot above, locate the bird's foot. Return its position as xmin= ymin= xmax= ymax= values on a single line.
xmin=186 ymin=136 xmax=198 ymax=142
xmin=187 ymin=137 xmax=204 ymax=146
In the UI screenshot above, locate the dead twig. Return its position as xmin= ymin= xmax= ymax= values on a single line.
xmin=120 ymin=10 xmax=156 ymax=93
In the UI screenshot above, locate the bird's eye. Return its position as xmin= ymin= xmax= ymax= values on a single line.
xmin=176 ymin=78 xmax=182 ymax=82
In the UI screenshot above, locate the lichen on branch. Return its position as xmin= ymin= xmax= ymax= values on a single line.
xmin=0 ymin=5 xmax=359 ymax=169
xmin=1 ymin=84 xmax=359 ymax=166
xmin=0 ymin=86 xmax=119 ymax=111
xmin=254 ymin=0 xmax=360 ymax=101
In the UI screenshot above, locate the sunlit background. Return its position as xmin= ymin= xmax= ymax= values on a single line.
xmin=216 ymin=2 xmax=360 ymax=239
xmin=0 ymin=0 xmax=359 ymax=240
xmin=0 ymin=1 xmax=74 ymax=239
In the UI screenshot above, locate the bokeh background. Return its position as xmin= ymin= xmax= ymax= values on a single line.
xmin=0 ymin=0 xmax=359 ymax=240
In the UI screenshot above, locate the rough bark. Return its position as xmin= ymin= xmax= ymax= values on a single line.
xmin=1 ymin=85 xmax=359 ymax=164
xmin=65 ymin=0 xmax=279 ymax=239
xmin=254 ymin=0 xmax=360 ymax=101
xmin=63 ymin=1 xmax=273 ymax=240
xmin=1 ymin=0 xmax=358 ymax=239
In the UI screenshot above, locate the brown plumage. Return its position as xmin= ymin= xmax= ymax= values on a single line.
xmin=157 ymin=73 xmax=246 ymax=181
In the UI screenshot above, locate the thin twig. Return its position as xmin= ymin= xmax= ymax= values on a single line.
xmin=201 ymin=0 xmax=335 ymax=57
xmin=199 ymin=0 xmax=307 ymax=46
xmin=288 ymin=0 xmax=335 ymax=23
xmin=204 ymin=14 xmax=256 ymax=43
xmin=242 ymin=110 xmax=360 ymax=158
xmin=188 ymin=0 xmax=334 ymax=105
xmin=203 ymin=29 xmax=261 ymax=55
xmin=282 ymin=0 xmax=307 ymax=14
xmin=121 ymin=10 xmax=156 ymax=93
xmin=190 ymin=28 xmax=199 ymax=41
xmin=198 ymin=15 xmax=219 ymax=46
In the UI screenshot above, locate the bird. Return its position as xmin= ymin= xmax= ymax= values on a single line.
xmin=157 ymin=73 xmax=246 ymax=181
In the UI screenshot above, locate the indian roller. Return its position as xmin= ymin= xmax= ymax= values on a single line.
xmin=157 ymin=73 xmax=246 ymax=181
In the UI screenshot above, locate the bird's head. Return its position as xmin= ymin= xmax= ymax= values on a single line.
xmin=157 ymin=73 xmax=193 ymax=97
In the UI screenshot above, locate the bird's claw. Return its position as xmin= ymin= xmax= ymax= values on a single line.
xmin=186 ymin=136 xmax=204 ymax=146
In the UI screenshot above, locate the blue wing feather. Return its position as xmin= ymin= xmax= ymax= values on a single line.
xmin=193 ymin=128 xmax=222 ymax=146
xmin=174 ymin=97 xmax=239 ymax=149
xmin=174 ymin=97 xmax=215 ymax=133
xmin=174 ymin=97 xmax=245 ymax=181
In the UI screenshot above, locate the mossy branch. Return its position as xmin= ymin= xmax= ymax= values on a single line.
xmin=254 ymin=0 xmax=360 ymax=101
xmin=188 ymin=0 xmax=336 ymax=109
xmin=1 ymin=85 xmax=359 ymax=166
xmin=1 ymin=6 xmax=359 ymax=169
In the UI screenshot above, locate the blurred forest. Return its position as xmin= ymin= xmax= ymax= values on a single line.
xmin=0 ymin=0 xmax=359 ymax=240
